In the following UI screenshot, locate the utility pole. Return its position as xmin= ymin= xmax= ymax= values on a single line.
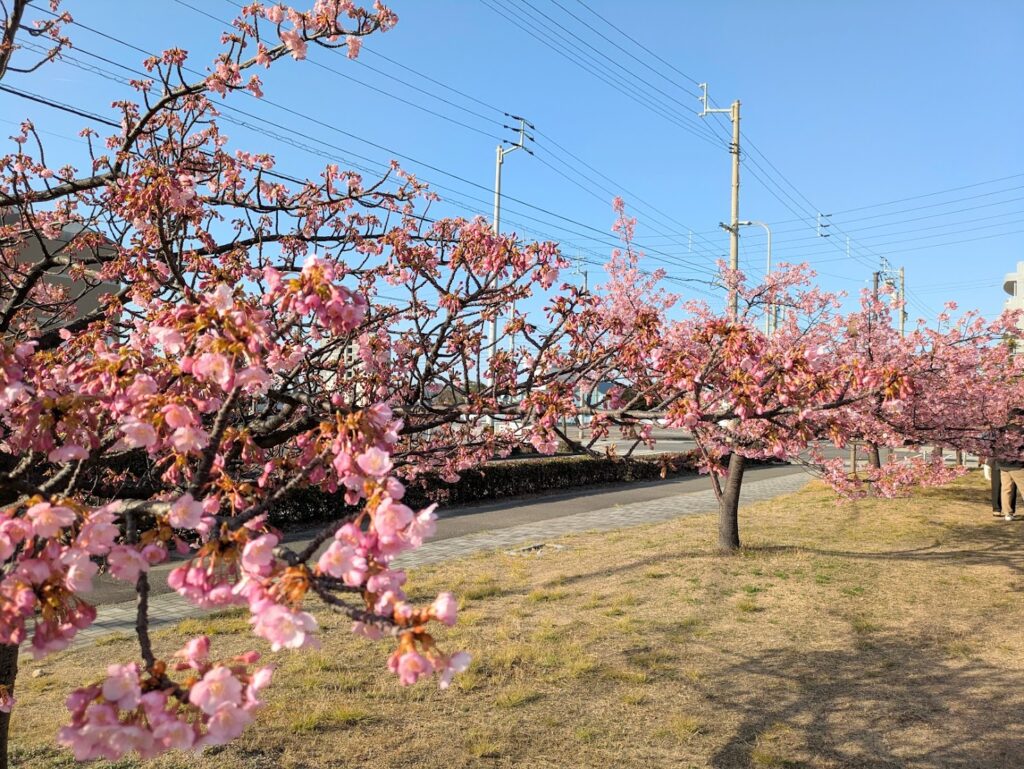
xmin=898 ymin=266 xmax=906 ymax=337
xmin=575 ymin=252 xmax=589 ymax=293
xmin=867 ymin=270 xmax=883 ymax=470
xmin=495 ymin=115 xmax=536 ymax=236
xmin=738 ymin=220 xmax=772 ymax=334
xmin=700 ymin=83 xmax=741 ymax=319
xmin=489 ymin=115 xmax=533 ymax=411
xmin=700 ymin=83 xmax=746 ymax=553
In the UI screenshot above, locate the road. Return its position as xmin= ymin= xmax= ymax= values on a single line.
xmin=83 ymin=432 xmax=961 ymax=608
xmin=86 ymin=462 xmax=801 ymax=607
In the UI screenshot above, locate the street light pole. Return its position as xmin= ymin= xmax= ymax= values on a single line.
xmin=738 ymin=220 xmax=772 ymax=334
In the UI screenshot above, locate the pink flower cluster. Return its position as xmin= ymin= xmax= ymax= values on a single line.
xmin=263 ymin=256 xmax=368 ymax=339
xmin=158 ymin=402 xmax=466 ymax=691
xmin=822 ymin=454 xmax=969 ymax=500
xmin=0 ymin=502 xmax=119 ymax=657
xmin=58 ymin=637 xmax=272 ymax=760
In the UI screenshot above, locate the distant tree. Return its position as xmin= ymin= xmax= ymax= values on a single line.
xmin=578 ymin=201 xmax=1004 ymax=551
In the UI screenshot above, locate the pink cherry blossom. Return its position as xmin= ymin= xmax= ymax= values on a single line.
xmin=279 ymin=29 xmax=308 ymax=59
xmin=62 ymin=549 xmax=99 ymax=593
xmin=175 ymin=635 xmax=211 ymax=667
xmin=101 ymin=664 xmax=141 ymax=710
xmin=107 ymin=545 xmax=148 ymax=583
xmin=250 ymin=605 xmax=318 ymax=651
xmin=48 ymin=444 xmax=89 ymax=463
xmin=241 ymin=534 xmax=278 ymax=574
xmin=189 ymin=666 xmax=243 ymax=715
xmin=150 ymin=326 xmax=186 ymax=354
xmin=192 ymin=352 xmax=234 ymax=388
xmin=0 ymin=0 xmax=579 ymax=756
xmin=168 ymin=493 xmax=204 ymax=529
xmin=162 ymin=403 xmax=195 ymax=429
xmin=356 ymin=446 xmax=393 ymax=477
xmin=234 ymin=366 xmax=270 ymax=394
xmin=152 ymin=718 xmax=196 ymax=751
xmin=430 ymin=592 xmax=458 ymax=627
xmin=208 ymin=284 xmax=234 ymax=313
xmin=317 ymin=540 xmax=367 ymax=585
xmin=204 ymin=703 xmax=253 ymax=744
xmin=26 ymin=502 xmax=76 ymax=538
xmin=119 ymin=418 xmax=157 ymax=449
xmin=437 ymin=651 xmax=471 ymax=689
xmin=372 ymin=496 xmax=413 ymax=540
xmin=392 ymin=650 xmax=433 ymax=686
xmin=171 ymin=425 xmax=211 ymax=453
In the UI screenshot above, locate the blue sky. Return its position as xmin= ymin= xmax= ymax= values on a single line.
xmin=4 ymin=0 xmax=1023 ymax=324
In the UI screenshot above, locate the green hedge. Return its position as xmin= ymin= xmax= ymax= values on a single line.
xmin=404 ymin=450 xmax=703 ymax=508
xmin=268 ymin=451 xmax=702 ymax=528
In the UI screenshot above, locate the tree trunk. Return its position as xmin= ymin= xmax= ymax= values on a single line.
xmin=0 ymin=643 xmax=18 ymax=769
xmin=867 ymin=443 xmax=881 ymax=469
xmin=718 ymin=453 xmax=745 ymax=553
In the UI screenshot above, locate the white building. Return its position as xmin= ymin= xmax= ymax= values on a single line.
xmin=1004 ymin=261 xmax=1024 ymax=333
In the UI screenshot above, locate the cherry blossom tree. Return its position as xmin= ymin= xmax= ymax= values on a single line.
xmin=576 ymin=201 xmax=962 ymax=551
xmin=819 ymin=298 xmax=1024 ymax=498
xmin=0 ymin=1 xmax=601 ymax=762
xmin=586 ymin=204 xmax=1019 ymax=549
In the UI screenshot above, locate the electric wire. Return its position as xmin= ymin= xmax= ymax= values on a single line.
xmin=478 ymin=0 xmax=725 ymax=150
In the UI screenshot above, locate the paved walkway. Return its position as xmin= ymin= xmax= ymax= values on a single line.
xmin=67 ymin=472 xmax=809 ymax=648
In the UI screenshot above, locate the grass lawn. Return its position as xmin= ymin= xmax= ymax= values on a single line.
xmin=11 ymin=472 xmax=1024 ymax=768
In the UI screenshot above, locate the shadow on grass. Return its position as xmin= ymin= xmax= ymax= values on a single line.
xmin=552 ymin=479 xmax=1024 ymax=592
xmin=705 ymin=636 xmax=1024 ymax=769
xmin=748 ymin=520 xmax=1024 ymax=580
xmin=916 ymin=482 xmax=992 ymax=506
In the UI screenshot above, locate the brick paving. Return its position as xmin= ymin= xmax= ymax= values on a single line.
xmin=65 ymin=471 xmax=809 ymax=648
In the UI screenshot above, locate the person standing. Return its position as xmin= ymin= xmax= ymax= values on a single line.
xmin=995 ymin=434 xmax=1024 ymax=524
xmin=995 ymin=414 xmax=1024 ymax=521
xmin=988 ymin=457 xmax=1003 ymax=516
xmin=999 ymin=456 xmax=1024 ymax=521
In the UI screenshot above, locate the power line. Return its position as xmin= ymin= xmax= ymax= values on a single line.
xmin=528 ymin=150 xmax=720 ymax=277
xmin=194 ymin=0 xmax=727 ymax=276
xmin=0 ymin=79 xmax=722 ymax=310
xmin=571 ymin=0 xmax=703 ymax=89
xmin=831 ymin=172 xmax=1024 ymax=216
xmin=208 ymin=0 xmax=731 ymax=274
xmin=532 ymin=127 xmax=721 ymax=247
xmin=746 ymin=209 xmax=1024 ymax=255
xmin=652 ymin=189 xmax=1024 ymax=247
xmin=5 ymin=54 xmax=719 ymax=289
xmin=479 ymin=0 xmax=725 ymax=150
xmin=661 ymin=201 xmax=1024 ymax=256
xmin=513 ymin=0 xmax=710 ymax=125
xmin=804 ymin=226 xmax=1024 ymax=264
xmin=0 ymin=83 xmax=120 ymax=128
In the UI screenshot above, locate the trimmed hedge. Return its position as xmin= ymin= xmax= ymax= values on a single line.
xmin=268 ymin=451 xmax=703 ymax=528
xmin=404 ymin=450 xmax=703 ymax=508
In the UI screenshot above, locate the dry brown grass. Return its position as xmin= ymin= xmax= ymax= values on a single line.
xmin=11 ymin=473 xmax=1024 ymax=768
